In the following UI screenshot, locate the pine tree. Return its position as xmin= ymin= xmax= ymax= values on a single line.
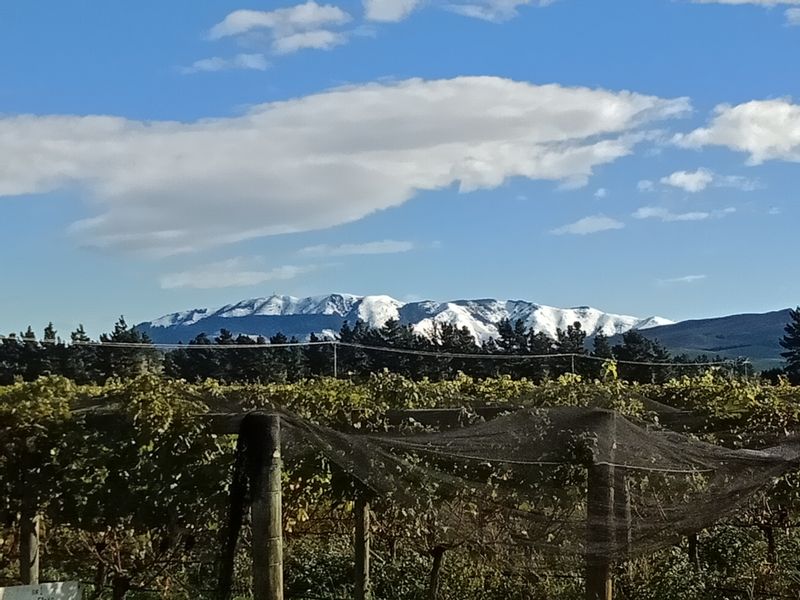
xmin=592 ymin=332 xmax=613 ymax=359
xmin=780 ymin=307 xmax=800 ymax=384
xmin=39 ymin=322 xmax=64 ymax=377
xmin=554 ymin=322 xmax=588 ymax=376
xmin=66 ymin=324 xmax=98 ymax=383
xmin=588 ymin=331 xmax=614 ymax=380
xmin=613 ymin=330 xmax=671 ymax=383
xmin=98 ymin=316 xmax=159 ymax=380
xmin=305 ymin=333 xmax=333 ymax=377
xmin=0 ymin=333 xmax=21 ymax=384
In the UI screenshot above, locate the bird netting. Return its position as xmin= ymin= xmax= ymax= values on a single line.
xmin=221 ymin=406 xmax=800 ymax=592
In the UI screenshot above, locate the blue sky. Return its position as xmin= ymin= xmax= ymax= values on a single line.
xmin=1 ymin=0 xmax=799 ymax=337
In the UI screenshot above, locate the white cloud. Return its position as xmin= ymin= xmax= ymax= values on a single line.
xmin=180 ymin=53 xmax=268 ymax=74
xmin=769 ymin=206 xmax=782 ymax=215
xmin=633 ymin=207 xmax=709 ymax=221
xmin=660 ymin=168 xmax=759 ymax=192
xmin=364 ymin=0 xmax=421 ymax=21
xmin=209 ymin=2 xmax=351 ymax=54
xmin=299 ymin=240 xmax=415 ymax=256
xmin=160 ymin=259 xmax=315 ymax=289
xmin=446 ymin=0 xmax=557 ymax=22
xmin=210 ymin=3 xmax=350 ymax=38
xmin=692 ymin=0 xmax=800 ymax=4
xmin=717 ymin=174 xmax=760 ymax=190
xmin=657 ymin=274 xmax=707 ymax=285
xmin=786 ymin=7 xmax=800 ymax=23
xmin=594 ymin=188 xmax=607 ymax=198
xmin=633 ymin=206 xmax=736 ymax=222
xmin=0 ymin=77 xmax=689 ymax=256
xmin=273 ymin=30 xmax=347 ymax=53
xmin=637 ymin=179 xmax=655 ymax=192
xmin=660 ymin=168 xmax=715 ymax=192
xmin=675 ymin=99 xmax=800 ymax=164
xmin=551 ymin=215 xmax=624 ymax=235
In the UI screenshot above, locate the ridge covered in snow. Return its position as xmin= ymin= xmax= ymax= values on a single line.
xmin=138 ymin=293 xmax=673 ymax=345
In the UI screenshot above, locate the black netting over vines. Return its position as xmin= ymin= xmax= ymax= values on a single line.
xmin=272 ymin=407 xmax=800 ymax=564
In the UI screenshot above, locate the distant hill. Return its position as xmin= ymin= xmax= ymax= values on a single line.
xmin=611 ymin=309 xmax=791 ymax=371
xmin=136 ymin=293 xmax=671 ymax=345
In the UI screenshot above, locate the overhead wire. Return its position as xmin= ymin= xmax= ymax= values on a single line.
xmin=0 ymin=334 xmax=746 ymax=368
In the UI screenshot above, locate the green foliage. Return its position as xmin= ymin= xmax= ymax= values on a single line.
xmin=2 ymin=373 xmax=800 ymax=597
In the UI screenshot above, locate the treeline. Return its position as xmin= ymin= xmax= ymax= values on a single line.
xmin=0 ymin=316 xmax=744 ymax=386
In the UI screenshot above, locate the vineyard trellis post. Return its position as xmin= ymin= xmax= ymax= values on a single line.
xmin=585 ymin=411 xmax=617 ymax=600
xmin=19 ymin=491 xmax=40 ymax=585
xmin=354 ymin=495 xmax=371 ymax=600
xmin=251 ymin=414 xmax=284 ymax=600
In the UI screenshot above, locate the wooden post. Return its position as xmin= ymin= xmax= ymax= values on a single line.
xmin=586 ymin=463 xmax=614 ymax=600
xmin=586 ymin=411 xmax=616 ymax=600
xmin=251 ymin=414 xmax=283 ymax=600
xmin=19 ymin=497 xmax=40 ymax=585
xmin=687 ymin=533 xmax=699 ymax=570
xmin=614 ymin=470 xmax=632 ymax=578
xmin=333 ymin=343 xmax=338 ymax=378
xmin=354 ymin=496 xmax=370 ymax=600
xmin=428 ymin=547 xmax=446 ymax=600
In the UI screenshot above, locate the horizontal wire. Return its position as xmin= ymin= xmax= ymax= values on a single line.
xmin=0 ymin=335 xmax=744 ymax=368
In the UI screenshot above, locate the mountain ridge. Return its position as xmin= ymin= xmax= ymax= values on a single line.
xmin=136 ymin=293 xmax=672 ymax=345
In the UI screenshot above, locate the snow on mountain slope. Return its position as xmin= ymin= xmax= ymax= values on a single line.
xmin=138 ymin=293 xmax=673 ymax=345
xmin=354 ymin=295 xmax=403 ymax=327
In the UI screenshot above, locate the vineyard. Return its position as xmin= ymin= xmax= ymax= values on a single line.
xmin=3 ymin=370 xmax=800 ymax=599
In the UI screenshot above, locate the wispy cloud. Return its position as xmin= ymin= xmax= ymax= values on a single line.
xmin=633 ymin=206 xmax=736 ymax=222
xmin=446 ymin=0 xmax=558 ymax=22
xmin=272 ymin=30 xmax=348 ymax=53
xmin=160 ymin=258 xmax=316 ymax=289
xmin=657 ymin=274 xmax=707 ymax=286
xmin=633 ymin=206 xmax=710 ymax=221
xmin=209 ymin=2 xmax=352 ymax=54
xmin=180 ymin=53 xmax=268 ymax=74
xmin=594 ymin=188 xmax=608 ymax=199
xmin=659 ymin=168 xmax=759 ymax=193
xmin=787 ymin=7 xmax=800 ymax=24
xmin=692 ymin=0 xmax=800 ymax=5
xmin=298 ymin=240 xmax=415 ymax=256
xmin=551 ymin=215 xmax=624 ymax=235
xmin=364 ymin=0 xmax=422 ymax=21
xmin=637 ymin=180 xmax=655 ymax=192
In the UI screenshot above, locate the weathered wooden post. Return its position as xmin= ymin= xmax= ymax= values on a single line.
xmin=614 ymin=469 xmax=632 ymax=578
xmin=428 ymin=547 xmax=446 ymax=600
xmin=687 ymin=533 xmax=699 ymax=569
xmin=585 ymin=411 xmax=616 ymax=600
xmin=354 ymin=496 xmax=370 ymax=600
xmin=19 ymin=493 xmax=40 ymax=585
xmin=251 ymin=414 xmax=283 ymax=600
xmin=586 ymin=463 xmax=614 ymax=600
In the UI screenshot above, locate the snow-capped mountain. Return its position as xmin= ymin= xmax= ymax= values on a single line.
xmin=136 ymin=294 xmax=672 ymax=344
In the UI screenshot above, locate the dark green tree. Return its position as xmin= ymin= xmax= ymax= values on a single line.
xmin=780 ymin=307 xmax=800 ymax=384
xmin=592 ymin=332 xmax=613 ymax=359
xmin=613 ymin=330 xmax=672 ymax=383
xmin=0 ymin=333 xmax=21 ymax=384
xmin=98 ymin=317 xmax=160 ymax=380
xmin=305 ymin=333 xmax=333 ymax=377
xmin=553 ymin=322 xmax=588 ymax=376
xmin=65 ymin=324 xmax=99 ymax=384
